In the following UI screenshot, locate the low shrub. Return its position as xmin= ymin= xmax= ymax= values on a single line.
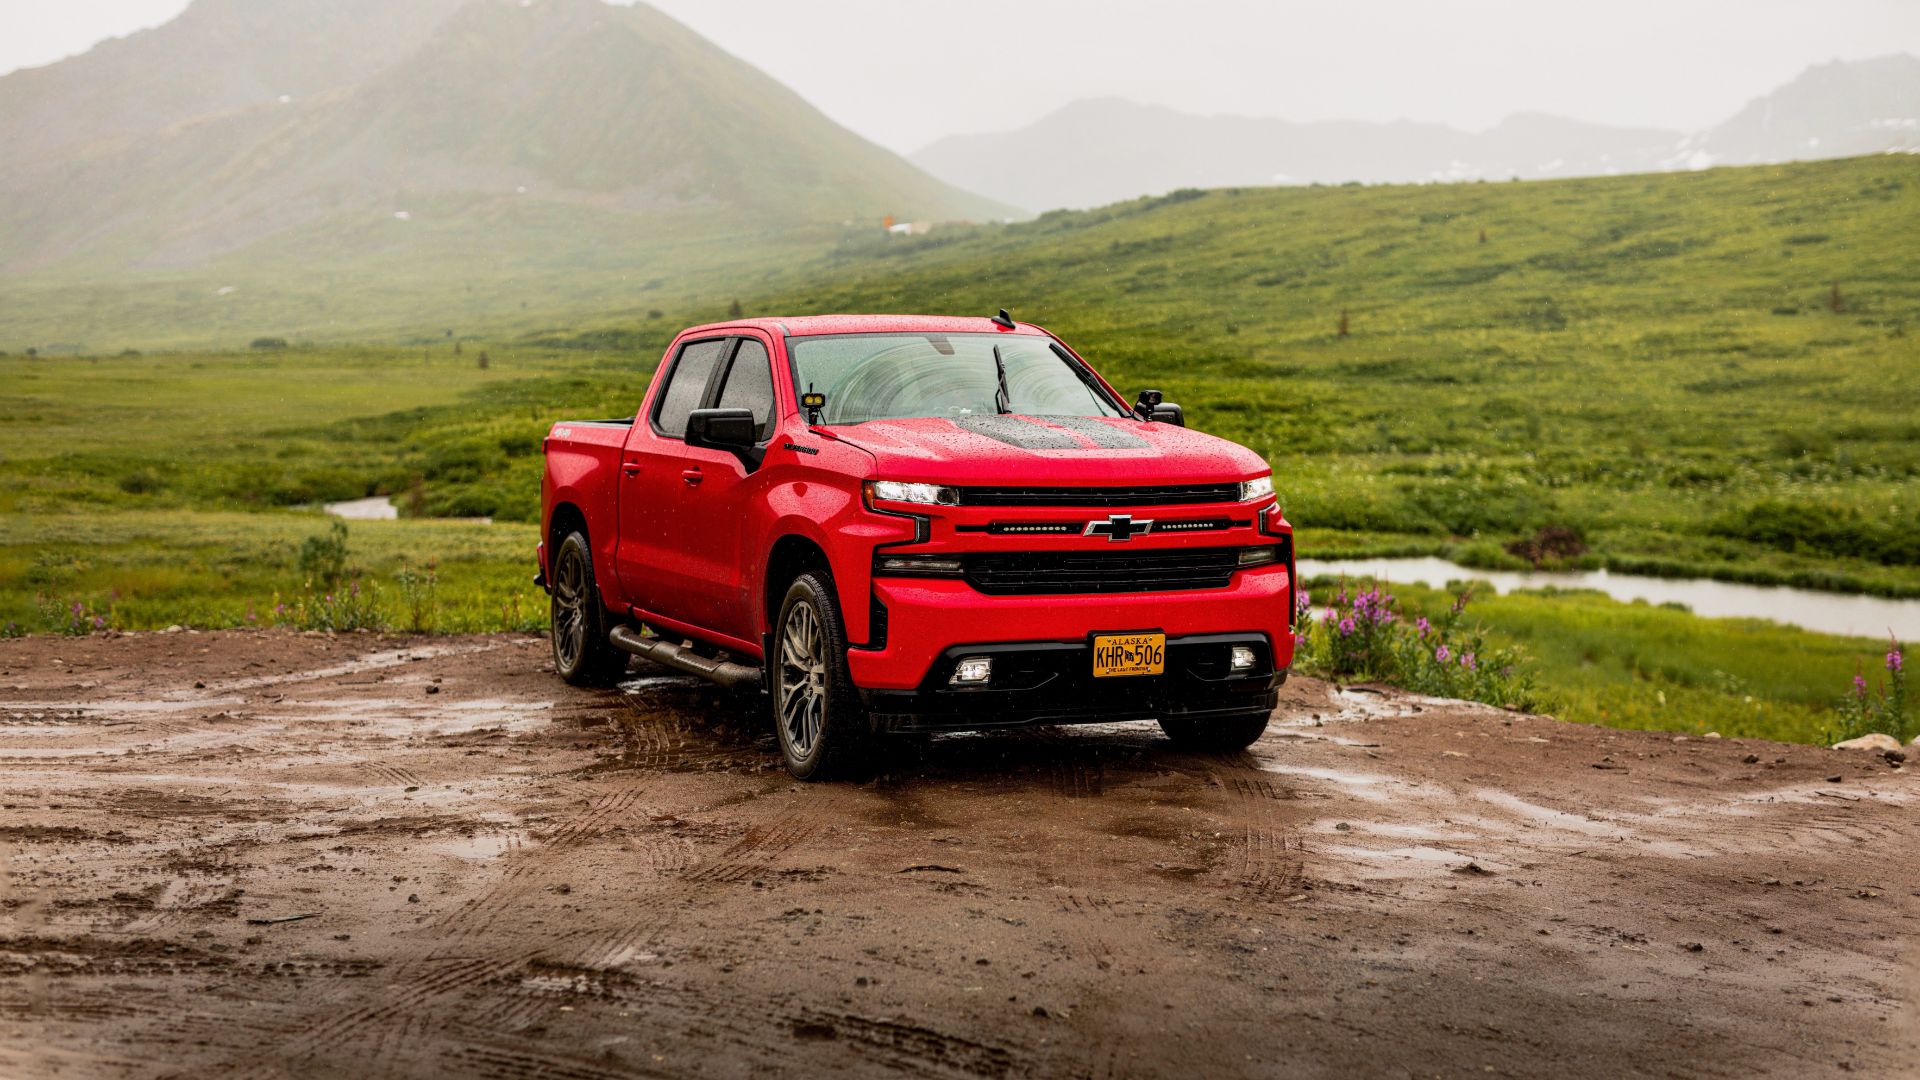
xmin=273 ymin=577 xmax=384 ymax=633
xmin=296 ymin=520 xmax=351 ymax=590
xmin=118 ymin=468 xmax=164 ymax=495
xmin=1834 ymin=639 xmax=1909 ymax=744
xmin=1710 ymin=500 xmax=1920 ymax=566
xmin=1504 ymin=525 xmax=1587 ymax=567
xmin=395 ymin=557 xmax=439 ymax=633
xmin=37 ymin=596 xmax=107 ymax=635
xmin=1294 ymin=582 xmax=1536 ymax=710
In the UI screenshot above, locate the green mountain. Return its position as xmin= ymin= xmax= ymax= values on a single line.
xmin=0 ymin=0 xmax=473 ymax=164
xmin=0 ymin=0 xmax=1010 ymax=346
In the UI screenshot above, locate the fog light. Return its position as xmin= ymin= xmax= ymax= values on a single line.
xmin=950 ymin=656 xmax=993 ymax=685
xmin=1237 ymin=546 xmax=1280 ymax=567
xmin=1229 ymin=646 xmax=1257 ymax=673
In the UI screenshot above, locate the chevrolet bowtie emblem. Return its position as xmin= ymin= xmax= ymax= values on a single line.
xmin=1084 ymin=514 xmax=1154 ymax=542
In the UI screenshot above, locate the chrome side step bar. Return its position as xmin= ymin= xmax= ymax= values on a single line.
xmin=608 ymin=625 xmax=763 ymax=691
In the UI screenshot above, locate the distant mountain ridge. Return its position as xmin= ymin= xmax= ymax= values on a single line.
xmin=0 ymin=0 xmax=1009 ymax=275
xmin=912 ymin=54 xmax=1920 ymax=211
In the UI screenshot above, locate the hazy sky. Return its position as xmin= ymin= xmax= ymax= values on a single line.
xmin=5 ymin=0 xmax=1918 ymax=153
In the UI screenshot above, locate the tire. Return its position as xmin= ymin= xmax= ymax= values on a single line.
xmin=549 ymin=530 xmax=627 ymax=687
xmin=771 ymin=571 xmax=870 ymax=780
xmin=1158 ymin=710 xmax=1270 ymax=752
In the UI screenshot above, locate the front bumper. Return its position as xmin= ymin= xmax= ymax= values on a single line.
xmin=860 ymin=632 xmax=1286 ymax=732
xmin=848 ymin=559 xmax=1295 ymax=691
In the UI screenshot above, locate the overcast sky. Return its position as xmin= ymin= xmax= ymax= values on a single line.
xmin=5 ymin=0 xmax=1918 ymax=153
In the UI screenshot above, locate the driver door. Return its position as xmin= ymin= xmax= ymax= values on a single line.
xmin=614 ymin=336 xmax=728 ymax=619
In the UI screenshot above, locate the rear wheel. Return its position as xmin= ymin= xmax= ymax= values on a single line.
xmin=549 ymin=530 xmax=627 ymax=686
xmin=1158 ymin=710 xmax=1270 ymax=752
xmin=772 ymin=572 xmax=869 ymax=780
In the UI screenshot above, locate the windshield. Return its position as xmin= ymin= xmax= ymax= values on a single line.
xmin=787 ymin=333 xmax=1128 ymax=424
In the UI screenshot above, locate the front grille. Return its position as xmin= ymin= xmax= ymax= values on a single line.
xmin=954 ymin=483 xmax=1241 ymax=507
xmin=962 ymin=548 xmax=1244 ymax=595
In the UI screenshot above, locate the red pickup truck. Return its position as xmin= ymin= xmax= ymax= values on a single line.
xmin=539 ymin=313 xmax=1295 ymax=778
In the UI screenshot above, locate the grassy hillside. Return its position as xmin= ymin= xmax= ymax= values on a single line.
xmin=754 ymin=156 xmax=1920 ymax=597
xmin=3 ymin=156 xmax=1915 ymax=744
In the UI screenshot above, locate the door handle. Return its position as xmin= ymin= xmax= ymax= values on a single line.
xmin=621 ymin=461 xmax=641 ymax=476
xmin=680 ymin=468 xmax=703 ymax=486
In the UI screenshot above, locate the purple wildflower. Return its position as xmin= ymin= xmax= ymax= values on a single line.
xmin=1338 ymin=617 xmax=1356 ymax=636
xmin=1295 ymin=589 xmax=1311 ymax=612
xmin=1434 ymin=644 xmax=1451 ymax=664
xmin=1854 ymin=674 xmax=1869 ymax=698
xmin=1888 ymin=648 xmax=1903 ymax=674
xmin=1461 ymin=652 xmax=1476 ymax=671
xmin=1415 ymin=617 xmax=1430 ymax=638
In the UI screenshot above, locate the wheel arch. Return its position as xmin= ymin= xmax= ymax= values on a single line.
xmin=763 ymin=534 xmax=833 ymax=646
xmin=547 ymin=500 xmax=590 ymax=555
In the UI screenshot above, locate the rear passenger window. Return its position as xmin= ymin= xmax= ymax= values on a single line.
xmin=715 ymin=339 xmax=775 ymax=441
xmin=653 ymin=338 xmax=727 ymax=437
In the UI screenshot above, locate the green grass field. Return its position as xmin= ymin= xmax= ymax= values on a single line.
xmin=3 ymin=156 xmax=1915 ymax=744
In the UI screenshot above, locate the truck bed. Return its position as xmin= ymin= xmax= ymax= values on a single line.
xmin=540 ymin=419 xmax=633 ymax=588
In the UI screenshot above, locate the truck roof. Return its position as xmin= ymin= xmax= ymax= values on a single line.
xmin=679 ymin=314 xmax=1051 ymax=338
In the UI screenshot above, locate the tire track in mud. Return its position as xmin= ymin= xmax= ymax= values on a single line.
xmin=1002 ymin=728 xmax=1111 ymax=799
xmin=681 ymin=818 xmax=816 ymax=883
xmin=607 ymin=681 xmax=767 ymax=772
xmin=1204 ymin=750 xmax=1311 ymax=899
xmin=359 ymin=762 xmax=425 ymax=788
xmin=186 ymin=640 xmax=514 ymax=698
xmin=25 ymin=639 xmax=1031 ymax=1079
xmin=456 ymin=962 xmax=1022 ymax=1079
xmin=195 ymin=752 xmax=864 ymax=1077
xmin=1053 ymin=892 xmax=1122 ymax=971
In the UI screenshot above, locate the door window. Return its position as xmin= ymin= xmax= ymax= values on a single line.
xmin=714 ymin=339 xmax=776 ymax=441
xmin=652 ymin=338 xmax=728 ymax=437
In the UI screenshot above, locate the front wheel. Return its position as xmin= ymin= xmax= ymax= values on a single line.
xmin=1158 ymin=711 xmax=1270 ymax=752
xmin=771 ymin=572 xmax=870 ymax=780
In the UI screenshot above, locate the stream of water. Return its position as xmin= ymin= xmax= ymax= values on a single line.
xmin=1296 ymin=556 xmax=1919 ymax=640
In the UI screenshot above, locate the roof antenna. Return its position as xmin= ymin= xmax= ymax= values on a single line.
xmin=990 ymin=308 xmax=1015 ymax=329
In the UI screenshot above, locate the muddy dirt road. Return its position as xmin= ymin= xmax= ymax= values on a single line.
xmin=2 ymin=631 xmax=1915 ymax=1079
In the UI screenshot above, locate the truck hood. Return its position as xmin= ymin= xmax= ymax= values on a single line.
xmin=823 ymin=414 xmax=1268 ymax=487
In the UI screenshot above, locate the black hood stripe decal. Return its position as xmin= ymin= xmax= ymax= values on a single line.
xmin=950 ymin=415 xmax=1082 ymax=450
xmin=1037 ymin=415 xmax=1151 ymax=449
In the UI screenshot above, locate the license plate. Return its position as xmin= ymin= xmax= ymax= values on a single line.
xmin=1092 ymin=632 xmax=1165 ymax=678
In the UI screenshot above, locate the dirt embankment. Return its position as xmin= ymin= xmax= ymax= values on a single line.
xmin=1 ymin=631 xmax=1915 ymax=1079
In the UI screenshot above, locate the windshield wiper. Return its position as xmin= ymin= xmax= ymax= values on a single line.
xmin=991 ymin=344 xmax=1011 ymax=415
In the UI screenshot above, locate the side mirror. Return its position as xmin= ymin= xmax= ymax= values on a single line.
xmin=686 ymin=407 xmax=759 ymax=452
xmin=1133 ymin=389 xmax=1163 ymax=419
xmin=1150 ymin=402 xmax=1185 ymax=427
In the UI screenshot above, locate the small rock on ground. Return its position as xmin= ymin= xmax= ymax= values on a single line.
xmin=1832 ymin=733 xmax=1902 ymax=752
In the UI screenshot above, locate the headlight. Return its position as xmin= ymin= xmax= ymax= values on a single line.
xmin=1238 ymin=474 xmax=1274 ymax=503
xmin=864 ymin=480 xmax=959 ymax=507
